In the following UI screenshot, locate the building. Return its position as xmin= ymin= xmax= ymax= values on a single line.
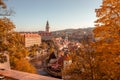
xmin=20 ymin=33 xmax=41 ymax=47
xmin=46 ymin=21 xmax=50 ymax=32
xmin=38 ymin=21 xmax=52 ymax=40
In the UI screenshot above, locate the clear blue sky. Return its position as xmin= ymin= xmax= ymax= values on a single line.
xmin=6 ymin=0 xmax=102 ymax=31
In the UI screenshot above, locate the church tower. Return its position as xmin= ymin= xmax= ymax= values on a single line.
xmin=46 ymin=21 xmax=50 ymax=32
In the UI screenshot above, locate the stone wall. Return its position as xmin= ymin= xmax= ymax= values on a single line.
xmin=0 ymin=53 xmax=10 ymax=69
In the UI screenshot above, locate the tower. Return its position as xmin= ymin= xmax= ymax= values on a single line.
xmin=46 ymin=21 xmax=50 ymax=32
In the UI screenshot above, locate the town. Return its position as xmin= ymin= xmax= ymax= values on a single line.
xmin=0 ymin=20 xmax=94 ymax=80
xmin=0 ymin=0 xmax=120 ymax=80
xmin=18 ymin=21 xmax=94 ymax=78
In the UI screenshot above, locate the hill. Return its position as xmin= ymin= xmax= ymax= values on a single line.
xmin=52 ymin=27 xmax=94 ymax=41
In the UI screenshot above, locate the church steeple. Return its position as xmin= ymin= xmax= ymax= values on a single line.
xmin=46 ymin=21 xmax=50 ymax=32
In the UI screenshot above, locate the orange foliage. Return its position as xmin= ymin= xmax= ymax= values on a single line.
xmin=0 ymin=17 xmax=36 ymax=73
xmin=93 ymin=0 xmax=120 ymax=79
xmin=63 ymin=0 xmax=120 ymax=80
xmin=11 ymin=57 xmax=36 ymax=73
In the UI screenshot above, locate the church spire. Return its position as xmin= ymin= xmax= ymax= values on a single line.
xmin=46 ymin=20 xmax=50 ymax=32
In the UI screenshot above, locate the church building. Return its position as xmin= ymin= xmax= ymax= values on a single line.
xmin=38 ymin=21 xmax=52 ymax=40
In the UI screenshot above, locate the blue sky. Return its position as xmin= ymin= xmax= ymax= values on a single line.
xmin=6 ymin=0 xmax=102 ymax=31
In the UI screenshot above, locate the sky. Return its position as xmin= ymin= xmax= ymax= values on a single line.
xmin=5 ymin=0 xmax=102 ymax=31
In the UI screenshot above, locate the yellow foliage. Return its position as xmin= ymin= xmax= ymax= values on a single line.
xmin=11 ymin=57 xmax=36 ymax=73
xmin=0 ymin=17 xmax=36 ymax=73
xmin=93 ymin=0 xmax=120 ymax=79
xmin=63 ymin=0 xmax=120 ymax=79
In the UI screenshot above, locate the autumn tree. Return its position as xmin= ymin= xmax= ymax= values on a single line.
xmin=0 ymin=1 xmax=36 ymax=73
xmin=54 ymin=0 xmax=120 ymax=80
xmin=0 ymin=0 xmax=6 ymax=9
xmin=10 ymin=56 xmax=36 ymax=73
xmin=0 ymin=17 xmax=36 ymax=73
xmin=41 ymin=42 xmax=48 ymax=49
xmin=62 ymin=44 xmax=98 ymax=80
xmin=28 ymin=45 xmax=39 ymax=57
xmin=93 ymin=0 xmax=120 ymax=79
xmin=0 ymin=0 xmax=14 ymax=16
xmin=0 ymin=17 xmax=15 ymax=63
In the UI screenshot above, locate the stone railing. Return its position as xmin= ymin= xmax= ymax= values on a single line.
xmin=0 ymin=69 xmax=61 ymax=80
